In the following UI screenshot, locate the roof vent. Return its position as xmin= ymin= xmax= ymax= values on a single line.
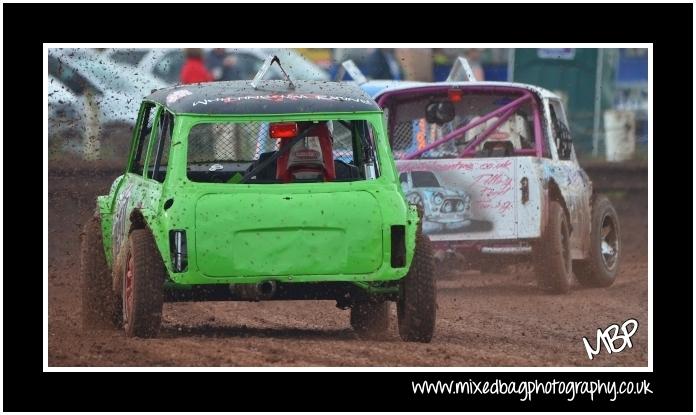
xmin=251 ymin=55 xmax=296 ymax=90
xmin=446 ymin=56 xmax=476 ymax=82
xmin=335 ymin=60 xmax=367 ymax=85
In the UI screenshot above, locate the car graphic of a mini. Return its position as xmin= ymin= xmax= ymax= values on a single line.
xmin=399 ymin=170 xmax=471 ymax=233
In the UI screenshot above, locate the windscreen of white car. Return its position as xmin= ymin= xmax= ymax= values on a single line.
xmin=386 ymin=92 xmax=537 ymax=159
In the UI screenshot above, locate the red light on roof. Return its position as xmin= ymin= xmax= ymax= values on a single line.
xmin=269 ymin=122 xmax=298 ymax=139
xmin=448 ymin=89 xmax=463 ymax=103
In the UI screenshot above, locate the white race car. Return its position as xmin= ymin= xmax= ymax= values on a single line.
xmin=352 ymin=58 xmax=620 ymax=293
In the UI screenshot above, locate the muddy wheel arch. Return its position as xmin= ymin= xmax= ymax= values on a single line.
xmin=112 ymin=209 xmax=164 ymax=295
xmin=542 ymin=178 xmax=572 ymax=236
xmin=129 ymin=209 xmax=148 ymax=233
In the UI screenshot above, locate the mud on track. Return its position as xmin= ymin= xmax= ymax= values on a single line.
xmin=48 ymin=168 xmax=648 ymax=366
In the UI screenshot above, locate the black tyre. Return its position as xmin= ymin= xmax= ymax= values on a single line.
xmin=397 ymin=230 xmax=436 ymax=342
xmin=110 ymin=250 xmax=127 ymax=327
xmin=350 ymin=300 xmax=390 ymax=337
xmin=122 ymin=229 xmax=165 ymax=338
xmin=80 ymin=216 xmax=118 ymax=329
xmin=534 ymin=200 xmax=573 ymax=294
xmin=575 ymin=195 xmax=620 ymax=287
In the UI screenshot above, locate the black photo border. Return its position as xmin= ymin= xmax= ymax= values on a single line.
xmin=7 ymin=1 xmax=691 ymax=412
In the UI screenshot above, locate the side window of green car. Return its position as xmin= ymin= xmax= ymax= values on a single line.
xmin=147 ymin=110 xmax=174 ymax=183
xmin=130 ymin=103 xmax=156 ymax=176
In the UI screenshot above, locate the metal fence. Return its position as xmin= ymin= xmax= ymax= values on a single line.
xmin=187 ymin=121 xmax=358 ymax=163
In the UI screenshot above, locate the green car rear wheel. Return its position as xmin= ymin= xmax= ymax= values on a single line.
xmin=397 ymin=230 xmax=436 ymax=343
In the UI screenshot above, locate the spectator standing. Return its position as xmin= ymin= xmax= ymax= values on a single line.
xmin=464 ymin=48 xmax=485 ymax=81
xmin=180 ymin=48 xmax=213 ymax=84
xmin=205 ymin=48 xmax=239 ymax=81
xmin=364 ymin=48 xmax=402 ymax=80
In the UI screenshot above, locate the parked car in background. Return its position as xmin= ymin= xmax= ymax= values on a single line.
xmin=99 ymin=48 xmax=330 ymax=84
xmin=48 ymin=48 xmax=167 ymax=156
xmin=49 ymin=48 xmax=165 ymax=131
xmin=48 ymin=51 xmax=139 ymax=148
xmin=50 ymin=48 xmax=167 ymax=99
xmin=48 ymin=71 xmax=135 ymax=156
xmin=48 ymin=70 xmax=136 ymax=130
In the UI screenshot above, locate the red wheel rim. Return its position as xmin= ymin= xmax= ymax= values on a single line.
xmin=124 ymin=252 xmax=134 ymax=324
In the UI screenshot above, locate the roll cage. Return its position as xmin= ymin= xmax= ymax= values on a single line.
xmin=376 ymin=85 xmax=547 ymax=159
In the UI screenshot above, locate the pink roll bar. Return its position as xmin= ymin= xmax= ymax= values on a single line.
xmin=377 ymin=85 xmax=546 ymax=160
xmin=404 ymin=92 xmax=531 ymax=160
xmin=459 ymin=103 xmax=525 ymax=156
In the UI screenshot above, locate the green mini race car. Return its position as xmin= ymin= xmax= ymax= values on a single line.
xmin=80 ymin=58 xmax=436 ymax=342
